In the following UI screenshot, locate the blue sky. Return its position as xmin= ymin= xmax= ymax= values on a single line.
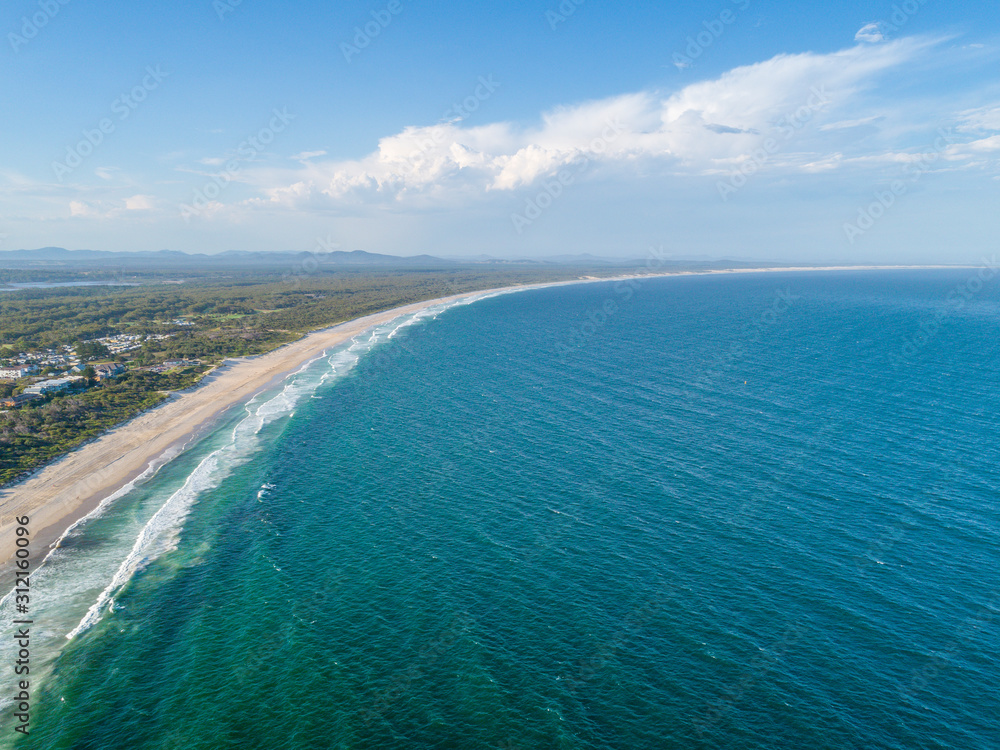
xmin=1 ymin=0 xmax=998 ymax=262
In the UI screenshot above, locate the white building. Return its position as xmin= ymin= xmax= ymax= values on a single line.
xmin=24 ymin=376 xmax=83 ymax=395
xmin=0 ymin=365 xmax=37 ymax=379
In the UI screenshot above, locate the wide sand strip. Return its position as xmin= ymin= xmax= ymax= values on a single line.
xmin=0 ymin=265 xmax=960 ymax=564
xmin=0 ymin=291 xmax=491 ymax=564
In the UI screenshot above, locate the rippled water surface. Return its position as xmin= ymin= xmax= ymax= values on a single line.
xmin=5 ymin=271 xmax=999 ymax=749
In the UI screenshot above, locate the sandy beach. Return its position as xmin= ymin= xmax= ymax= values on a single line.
xmin=0 ymin=290 xmax=485 ymax=565
xmin=0 ymin=265 xmax=963 ymax=564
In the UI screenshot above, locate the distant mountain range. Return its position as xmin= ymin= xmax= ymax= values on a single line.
xmin=0 ymin=246 xmax=790 ymax=271
xmin=0 ymin=247 xmax=456 ymax=268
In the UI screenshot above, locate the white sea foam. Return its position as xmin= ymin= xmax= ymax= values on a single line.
xmin=0 ymin=294 xmax=501 ymax=713
xmin=59 ymin=299 xmax=482 ymax=639
xmin=0 ymin=291 xmax=526 ymax=723
xmin=0 ymin=286 xmax=576 ymax=719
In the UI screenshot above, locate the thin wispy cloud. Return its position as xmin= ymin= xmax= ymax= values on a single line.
xmin=291 ymin=150 xmax=328 ymax=161
xmin=819 ymin=116 xmax=885 ymax=131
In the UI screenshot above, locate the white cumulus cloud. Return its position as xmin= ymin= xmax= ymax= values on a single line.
xmin=215 ymin=35 xmax=995 ymax=214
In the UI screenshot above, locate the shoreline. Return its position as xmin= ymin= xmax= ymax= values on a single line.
xmin=0 ymin=264 xmax=969 ymax=564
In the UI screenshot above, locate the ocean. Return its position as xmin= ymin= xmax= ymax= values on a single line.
xmin=2 ymin=269 xmax=999 ymax=749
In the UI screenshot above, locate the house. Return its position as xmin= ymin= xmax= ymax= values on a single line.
xmin=93 ymin=363 xmax=126 ymax=381
xmin=0 ymin=393 xmax=41 ymax=408
xmin=0 ymin=365 xmax=37 ymax=380
xmin=23 ymin=376 xmax=83 ymax=395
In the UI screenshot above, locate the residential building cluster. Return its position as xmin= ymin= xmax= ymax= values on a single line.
xmin=91 ymin=334 xmax=144 ymax=354
xmin=0 ymin=339 xmax=200 ymax=411
xmin=2 ymin=345 xmax=78 ymax=371
xmin=86 ymin=332 xmax=175 ymax=355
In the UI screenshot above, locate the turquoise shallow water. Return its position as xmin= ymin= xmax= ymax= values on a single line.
xmin=3 ymin=270 xmax=999 ymax=748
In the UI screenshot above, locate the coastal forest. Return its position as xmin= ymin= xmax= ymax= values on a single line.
xmin=0 ymin=263 xmax=614 ymax=484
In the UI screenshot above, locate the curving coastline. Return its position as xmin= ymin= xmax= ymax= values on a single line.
xmin=0 ymin=265 xmax=959 ymax=565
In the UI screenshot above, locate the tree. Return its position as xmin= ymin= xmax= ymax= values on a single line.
xmin=75 ymin=341 xmax=110 ymax=361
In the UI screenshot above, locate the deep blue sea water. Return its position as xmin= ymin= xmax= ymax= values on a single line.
xmin=2 ymin=270 xmax=999 ymax=749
